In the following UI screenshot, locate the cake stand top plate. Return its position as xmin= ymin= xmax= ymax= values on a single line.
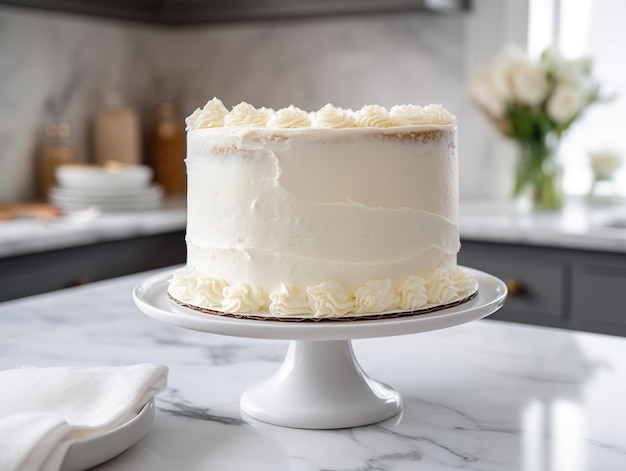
xmin=133 ymin=267 xmax=506 ymax=341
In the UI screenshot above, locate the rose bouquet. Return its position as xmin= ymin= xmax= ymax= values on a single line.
xmin=471 ymin=45 xmax=605 ymax=209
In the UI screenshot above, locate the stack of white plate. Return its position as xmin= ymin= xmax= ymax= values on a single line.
xmin=50 ymin=164 xmax=164 ymax=212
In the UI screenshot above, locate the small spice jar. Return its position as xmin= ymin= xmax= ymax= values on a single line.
xmin=93 ymin=93 xmax=142 ymax=166
xmin=151 ymin=102 xmax=186 ymax=194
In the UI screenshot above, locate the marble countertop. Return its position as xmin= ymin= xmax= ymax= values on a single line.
xmin=0 ymin=197 xmax=186 ymax=258
xmin=460 ymin=198 xmax=626 ymax=253
xmin=2 ymin=268 xmax=626 ymax=470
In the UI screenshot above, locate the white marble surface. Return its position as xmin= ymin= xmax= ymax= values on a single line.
xmin=0 ymin=197 xmax=186 ymax=258
xmin=460 ymin=198 xmax=626 ymax=253
xmin=2 ymin=268 xmax=626 ymax=470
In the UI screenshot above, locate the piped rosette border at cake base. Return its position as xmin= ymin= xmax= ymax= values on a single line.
xmin=166 ymin=267 xmax=479 ymax=322
xmin=167 ymin=290 xmax=478 ymax=323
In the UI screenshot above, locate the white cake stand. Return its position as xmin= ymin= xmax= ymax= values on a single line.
xmin=133 ymin=267 xmax=506 ymax=429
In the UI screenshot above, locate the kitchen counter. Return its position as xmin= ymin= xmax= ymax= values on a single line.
xmin=0 ymin=197 xmax=186 ymax=258
xmin=2 ymin=268 xmax=626 ymax=470
xmin=460 ymin=198 xmax=626 ymax=253
xmin=0 ymin=197 xmax=187 ymax=301
xmin=458 ymin=199 xmax=626 ymax=336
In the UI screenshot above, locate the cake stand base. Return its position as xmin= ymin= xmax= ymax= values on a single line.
xmin=241 ymin=340 xmax=401 ymax=429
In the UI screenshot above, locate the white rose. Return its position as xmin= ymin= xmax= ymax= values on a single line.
xmin=510 ymin=61 xmax=549 ymax=105
xmin=497 ymin=44 xmax=529 ymax=65
xmin=490 ymin=45 xmax=528 ymax=100
xmin=547 ymin=82 xmax=586 ymax=123
xmin=470 ymin=71 xmax=506 ymax=118
xmin=555 ymin=57 xmax=590 ymax=83
xmin=470 ymin=45 xmax=527 ymax=117
xmin=558 ymin=60 xmax=594 ymax=95
xmin=494 ymin=45 xmax=550 ymax=106
xmin=589 ymin=149 xmax=623 ymax=179
xmin=488 ymin=61 xmax=514 ymax=103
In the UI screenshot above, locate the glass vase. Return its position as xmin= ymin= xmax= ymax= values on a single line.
xmin=513 ymin=135 xmax=563 ymax=210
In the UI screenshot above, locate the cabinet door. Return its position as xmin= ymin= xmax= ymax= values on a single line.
xmin=0 ymin=231 xmax=185 ymax=302
xmin=571 ymin=255 xmax=626 ymax=335
xmin=459 ymin=241 xmax=567 ymax=325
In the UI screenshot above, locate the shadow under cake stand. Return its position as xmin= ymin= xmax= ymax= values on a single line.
xmin=133 ymin=267 xmax=506 ymax=429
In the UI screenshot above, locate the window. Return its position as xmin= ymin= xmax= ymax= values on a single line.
xmin=529 ymin=0 xmax=626 ymax=196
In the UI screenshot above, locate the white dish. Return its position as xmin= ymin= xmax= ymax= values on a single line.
xmin=55 ymin=164 xmax=153 ymax=190
xmin=61 ymin=399 xmax=155 ymax=471
xmin=50 ymin=185 xmax=163 ymax=200
xmin=51 ymin=198 xmax=162 ymax=212
xmin=133 ymin=267 xmax=507 ymax=341
xmin=50 ymin=185 xmax=163 ymax=212
xmin=50 ymin=193 xmax=162 ymax=205
xmin=50 ymin=181 xmax=163 ymax=212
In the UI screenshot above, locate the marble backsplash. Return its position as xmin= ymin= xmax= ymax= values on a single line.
xmin=0 ymin=6 xmax=483 ymax=202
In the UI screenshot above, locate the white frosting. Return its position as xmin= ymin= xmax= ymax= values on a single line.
xmin=268 ymin=283 xmax=309 ymax=316
xmin=398 ymin=275 xmax=428 ymax=311
xmin=389 ymin=104 xmax=457 ymax=127
xmin=305 ymin=281 xmax=354 ymax=318
xmin=224 ymin=102 xmax=274 ymax=127
xmin=389 ymin=105 xmax=430 ymax=126
xmin=422 ymin=104 xmax=458 ymax=125
xmin=354 ymin=280 xmax=399 ymax=314
xmin=184 ymin=101 xmax=456 ymax=131
xmin=312 ymin=104 xmax=356 ymax=128
xmin=267 ymin=105 xmax=311 ymax=128
xmin=426 ymin=268 xmax=458 ymax=305
xmin=450 ymin=267 xmax=475 ymax=297
xmin=169 ymin=268 xmax=476 ymax=317
xmin=222 ymin=285 xmax=266 ymax=313
xmin=169 ymin=267 xmax=227 ymax=307
xmin=355 ymin=105 xmax=392 ymax=128
xmin=185 ymin=97 xmax=229 ymax=130
xmin=170 ymin=99 xmax=471 ymax=317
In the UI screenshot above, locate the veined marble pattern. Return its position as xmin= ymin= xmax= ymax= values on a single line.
xmin=1 ymin=268 xmax=626 ymax=470
xmin=0 ymin=6 xmax=467 ymax=201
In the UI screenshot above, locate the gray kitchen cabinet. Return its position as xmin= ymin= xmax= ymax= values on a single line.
xmin=459 ymin=239 xmax=626 ymax=336
xmin=0 ymin=0 xmax=469 ymax=24
xmin=570 ymin=252 xmax=626 ymax=333
xmin=0 ymin=230 xmax=185 ymax=302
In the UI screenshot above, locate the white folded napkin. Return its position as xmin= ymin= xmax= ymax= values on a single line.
xmin=0 ymin=364 xmax=168 ymax=471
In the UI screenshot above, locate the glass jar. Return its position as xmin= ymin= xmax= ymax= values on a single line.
xmin=513 ymin=133 xmax=563 ymax=211
xmin=38 ymin=123 xmax=77 ymax=200
xmin=152 ymin=102 xmax=186 ymax=194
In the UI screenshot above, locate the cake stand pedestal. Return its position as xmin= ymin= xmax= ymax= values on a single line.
xmin=133 ymin=268 xmax=507 ymax=429
xmin=241 ymin=339 xmax=401 ymax=428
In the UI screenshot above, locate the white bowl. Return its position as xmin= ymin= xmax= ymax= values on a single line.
xmin=55 ymin=164 xmax=153 ymax=190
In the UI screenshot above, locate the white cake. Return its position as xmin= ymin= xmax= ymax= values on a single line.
xmin=168 ymin=98 xmax=476 ymax=319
